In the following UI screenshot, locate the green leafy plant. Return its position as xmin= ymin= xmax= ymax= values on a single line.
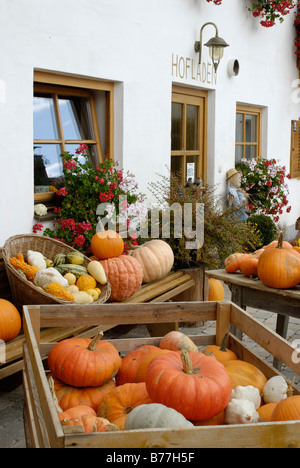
xmin=145 ymin=172 xmax=261 ymax=270
xmin=247 ymin=213 xmax=278 ymax=246
xmin=42 ymin=144 xmax=144 ymax=253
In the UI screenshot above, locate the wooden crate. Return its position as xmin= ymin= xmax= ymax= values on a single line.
xmin=22 ymin=301 xmax=300 ymax=448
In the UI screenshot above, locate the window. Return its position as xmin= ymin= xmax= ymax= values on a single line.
xmin=171 ymin=86 xmax=207 ymax=185
xmin=290 ymin=119 xmax=300 ymax=179
xmin=235 ymin=105 xmax=261 ymax=165
xmin=33 ymin=71 xmax=114 ymax=202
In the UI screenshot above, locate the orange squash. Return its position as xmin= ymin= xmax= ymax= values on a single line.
xmin=90 ymin=230 xmax=124 ymax=259
xmin=257 ymin=403 xmax=278 ymax=422
xmin=48 ymin=332 xmax=122 ymax=388
xmin=271 ymin=396 xmax=300 ymax=422
xmin=159 ymin=331 xmax=198 ymax=353
xmin=145 ymin=351 xmax=232 ymax=421
xmin=224 ymin=253 xmax=246 ymax=273
xmin=257 ymin=232 xmax=300 ymax=289
xmin=224 ymin=360 xmax=267 ymax=393
xmin=48 ymin=374 xmax=116 ymax=412
xmin=0 ymin=299 xmax=22 ymax=342
xmin=203 ymin=333 xmax=238 ymax=365
xmin=193 ymin=411 xmax=225 ymax=426
xmin=61 ymin=413 xmax=118 ymax=433
xmin=208 ymin=278 xmax=225 ymax=301
xmin=97 ymin=382 xmax=153 ymax=430
xmin=115 ymin=345 xmax=171 ymax=385
xmin=239 ymin=255 xmax=259 ymax=277
xmin=100 ymin=255 xmax=143 ymax=301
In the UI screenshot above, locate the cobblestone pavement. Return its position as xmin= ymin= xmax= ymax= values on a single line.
xmin=0 ymin=286 xmax=299 ymax=448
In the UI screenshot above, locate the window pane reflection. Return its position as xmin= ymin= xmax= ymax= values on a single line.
xmin=58 ymin=95 xmax=93 ymax=140
xmin=34 ymin=95 xmax=58 ymax=140
xmin=245 ymin=114 xmax=257 ymax=142
xmin=235 ymin=114 xmax=243 ymax=142
xmin=34 ymin=144 xmax=64 ymax=191
xmin=171 ymin=103 xmax=182 ymax=151
xmin=171 ymin=156 xmax=183 ymax=179
xmin=186 ymin=105 xmax=198 ymax=150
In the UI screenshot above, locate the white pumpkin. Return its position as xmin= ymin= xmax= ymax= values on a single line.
xmin=262 ymin=376 xmax=290 ymax=404
xmin=129 ymin=240 xmax=174 ymax=283
xmin=124 ymin=403 xmax=194 ymax=430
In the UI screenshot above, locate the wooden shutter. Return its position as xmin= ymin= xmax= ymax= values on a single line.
xmin=290 ymin=120 xmax=300 ymax=178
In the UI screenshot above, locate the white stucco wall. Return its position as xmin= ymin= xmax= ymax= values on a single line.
xmin=0 ymin=0 xmax=299 ymax=246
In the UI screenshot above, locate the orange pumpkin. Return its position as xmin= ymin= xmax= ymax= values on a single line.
xmin=58 ymin=405 xmax=97 ymax=422
xmin=48 ymin=332 xmax=122 ymax=388
xmin=208 ymin=278 xmax=225 ymax=301
xmin=61 ymin=413 xmax=118 ymax=433
xmin=257 ymin=232 xmax=300 ymax=289
xmin=193 ymin=411 xmax=225 ymax=426
xmin=265 ymin=238 xmax=293 ymax=250
xmin=115 ymin=345 xmax=171 ymax=385
xmin=100 ymin=255 xmax=143 ymax=301
xmin=257 ymin=403 xmax=278 ymax=422
xmin=159 ymin=331 xmax=198 ymax=353
xmin=293 ymin=246 xmax=300 ymax=255
xmin=271 ymin=396 xmax=300 ymax=422
xmin=203 ymin=333 xmax=238 ymax=365
xmin=145 ymin=351 xmax=232 ymax=421
xmin=224 ymin=253 xmax=246 ymax=273
xmin=97 ymin=382 xmax=153 ymax=430
xmin=90 ymin=230 xmax=124 ymax=259
xmin=48 ymin=374 xmax=116 ymax=412
xmin=239 ymin=255 xmax=259 ymax=277
xmin=224 ymin=360 xmax=267 ymax=393
xmin=0 ymin=299 xmax=22 ymax=342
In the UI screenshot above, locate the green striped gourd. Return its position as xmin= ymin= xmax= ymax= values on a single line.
xmin=66 ymin=251 xmax=85 ymax=265
xmin=53 ymin=254 xmax=66 ymax=267
xmin=55 ymin=264 xmax=88 ymax=279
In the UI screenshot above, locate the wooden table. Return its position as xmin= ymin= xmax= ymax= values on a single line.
xmin=206 ymin=269 xmax=300 ymax=368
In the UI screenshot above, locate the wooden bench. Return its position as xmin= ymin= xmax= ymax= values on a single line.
xmin=0 ymin=259 xmax=194 ymax=380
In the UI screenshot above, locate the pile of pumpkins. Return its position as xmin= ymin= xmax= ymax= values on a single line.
xmin=224 ymin=232 xmax=300 ymax=289
xmin=47 ymin=329 xmax=300 ymax=434
xmin=89 ymin=230 xmax=175 ymax=302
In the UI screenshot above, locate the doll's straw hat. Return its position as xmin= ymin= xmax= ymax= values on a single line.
xmin=226 ymin=168 xmax=240 ymax=180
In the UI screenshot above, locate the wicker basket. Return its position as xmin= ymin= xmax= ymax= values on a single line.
xmin=2 ymin=234 xmax=111 ymax=310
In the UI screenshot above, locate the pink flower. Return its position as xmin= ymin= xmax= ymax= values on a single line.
xmin=75 ymin=143 xmax=87 ymax=155
xmin=56 ymin=187 xmax=68 ymax=196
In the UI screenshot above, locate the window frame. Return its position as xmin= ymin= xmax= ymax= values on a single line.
xmin=290 ymin=119 xmax=300 ymax=179
xmin=33 ymin=71 xmax=114 ymax=202
xmin=235 ymin=104 xmax=262 ymax=163
xmin=171 ymin=85 xmax=207 ymax=184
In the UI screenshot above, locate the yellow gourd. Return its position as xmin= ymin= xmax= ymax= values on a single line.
xmin=76 ymin=274 xmax=97 ymax=292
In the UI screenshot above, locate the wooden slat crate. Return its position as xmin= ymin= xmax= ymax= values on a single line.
xmin=22 ymin=301 xmax=300 ymax=448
